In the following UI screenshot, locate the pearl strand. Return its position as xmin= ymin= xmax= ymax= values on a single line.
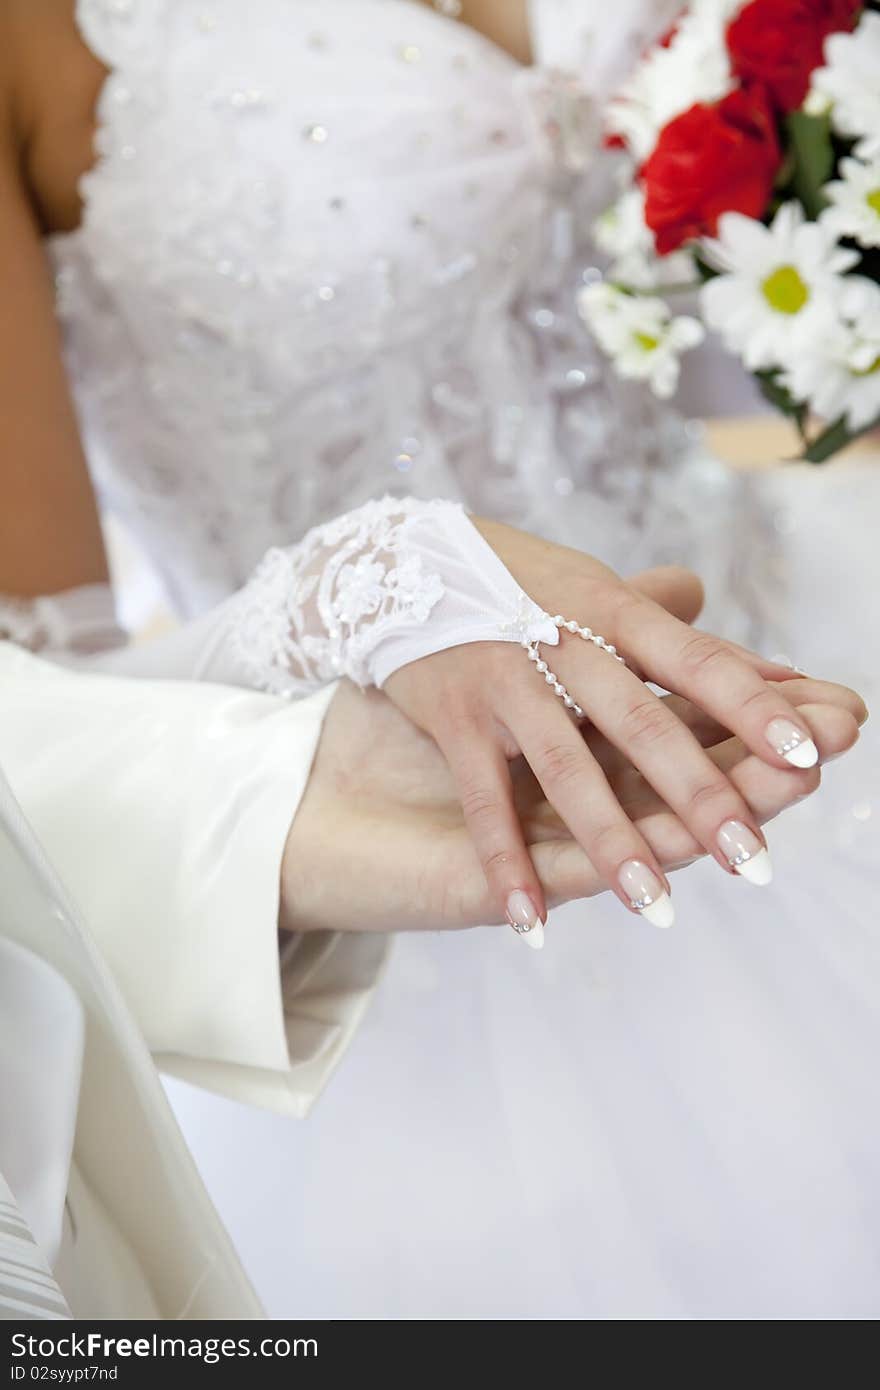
xmin=524 ymin=615 xmax=626 ymax=718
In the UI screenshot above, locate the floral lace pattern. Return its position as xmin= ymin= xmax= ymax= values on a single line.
xmin=227 ymin=498 xmax=448 ymax=693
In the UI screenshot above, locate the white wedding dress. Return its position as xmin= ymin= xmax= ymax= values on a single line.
xmin=26 ymin=0 xmax=880 ymax=1317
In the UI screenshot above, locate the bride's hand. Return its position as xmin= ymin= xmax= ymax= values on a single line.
xmin=285 ymin=571 xmax=865 ymax=939
xmin=384 ymin=536 xmax=868 ymax=932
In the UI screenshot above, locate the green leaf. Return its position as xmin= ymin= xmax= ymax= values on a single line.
xmin=784 ymin=111 xmax=834 ymax=219
xmin=755 ymin=370 xmax=808 ymax=439
xmin=802 ymin=411 xmax=880 ymax=464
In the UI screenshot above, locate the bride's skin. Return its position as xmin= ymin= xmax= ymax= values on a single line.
xmin=0 ymin=2 xmax=868 ymax=935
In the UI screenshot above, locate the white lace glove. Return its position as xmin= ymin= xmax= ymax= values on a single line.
xmin=220 ymin=497 xmax=560 ymax=693
xmin=2 ymin=498 xmax=561 ymax=692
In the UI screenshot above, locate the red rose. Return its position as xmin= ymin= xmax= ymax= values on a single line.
xmin=642 ymin=86 xmax=781 ymax=254
xmin=726 ymin=0 xmax=861 ymax=112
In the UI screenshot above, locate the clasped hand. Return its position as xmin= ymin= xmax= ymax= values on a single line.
xmin=285 ymin=537 xmax=865 ymax=940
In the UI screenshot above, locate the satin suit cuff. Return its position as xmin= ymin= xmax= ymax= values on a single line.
xmin=0 ymin=645 xmax=389 ymax=1114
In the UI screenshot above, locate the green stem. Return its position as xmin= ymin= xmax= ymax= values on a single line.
xmin=802 ymin=411 xmax=880 ymax=463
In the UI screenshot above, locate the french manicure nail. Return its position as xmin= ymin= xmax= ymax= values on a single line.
xmin=717 ymin=820 xmax=773 ymax=886
xmin=507 ymin=891 xmax=544 ymax=950
xmin=765 ymin=717 xmax=819 ymax=768
xmin=618 ymin=860 xmax=674 ymax=928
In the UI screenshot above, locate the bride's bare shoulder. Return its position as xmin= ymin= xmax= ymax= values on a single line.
xmin=0 ymin=0 xmax=106 ymax=233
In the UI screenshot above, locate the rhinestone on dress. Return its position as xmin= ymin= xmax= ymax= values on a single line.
xmin=303 ymin=123 xmax=328 ymax=143
xmin=230 ymin=88 xmax=267 ymax=109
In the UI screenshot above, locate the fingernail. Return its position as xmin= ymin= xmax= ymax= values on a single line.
xmin=507 ymin=891 xmax=544 ymax=950
xmin=765 ymin=717 xmax=819 ymax=768
xmin=618 ymin=860 xmax=674 ymax=929
xmin=717 ymin=820 xmax=773 ymax=886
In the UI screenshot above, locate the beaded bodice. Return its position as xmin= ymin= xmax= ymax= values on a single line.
xmin=51 ymin=0 xmax=760 ymax=634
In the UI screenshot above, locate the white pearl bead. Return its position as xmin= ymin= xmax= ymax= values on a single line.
xmin=566 ymin=619 xmax=579 ymax=632
xmin=606 ymin=644 xmax=616 ymax=656
xmin=545 ymin=672 xmax=555 ymax=684
xmin=563 ymin=694 xmax=574 ymax=708
xmin=580 ymin=627 xmax=592 ymax=639
xmin=553 ymin=615 xmax=564 ymax=626
xmin=536 ymin=660 xmax=547 ymax=673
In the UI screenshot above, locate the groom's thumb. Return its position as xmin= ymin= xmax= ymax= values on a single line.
xmin=627 ymin=565 xmax=704 ymax=624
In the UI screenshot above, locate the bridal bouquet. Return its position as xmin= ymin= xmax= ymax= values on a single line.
xmin=579 ymin=0 xmax=880 ymax=461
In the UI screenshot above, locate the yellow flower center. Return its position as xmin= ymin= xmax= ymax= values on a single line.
xmin=634 ymin=331 xmax=660 ymax=352
xmin=761 ymin=265 xmax=809 ymax=315
xmin=853 ymin=353 xmax=880 ymax=377
xmin=866 ymin=188 xmax=880 ymax=217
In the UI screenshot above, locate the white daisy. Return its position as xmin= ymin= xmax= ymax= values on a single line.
xmin=593 ymin=188 xmax=697 ymax=290
xmin=821 ymin=156 xmax=880 ymax=249
xmin=605 ymin=1 xmax=743 ymax=163
xmin=810 ymin=11 xmax=880 ymax=161
xmin=578 ymin=283 xmax=704 ymax=398
xmin=779 ymin=278 xmax=880 ymax=431
xmin=700 ymin=202 xmax=860 ymax=371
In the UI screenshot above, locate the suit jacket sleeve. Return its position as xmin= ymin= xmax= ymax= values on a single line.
xmin=0 ymin=643 xmax=389 ymax=1117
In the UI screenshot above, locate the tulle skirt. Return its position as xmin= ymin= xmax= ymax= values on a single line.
xmin=166 ymin=457 xmax=880 ymax=1319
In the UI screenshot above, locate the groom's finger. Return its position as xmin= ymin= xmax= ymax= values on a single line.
xmin=626 ymin=565 xmax=704 ymax=624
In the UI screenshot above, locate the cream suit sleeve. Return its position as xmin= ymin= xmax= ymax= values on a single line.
xmin=0 ymin=643 xmax=389 ymax=1117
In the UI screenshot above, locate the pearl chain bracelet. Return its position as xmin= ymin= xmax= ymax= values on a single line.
xmin=524 ymin=615 xmax=626 ymax=718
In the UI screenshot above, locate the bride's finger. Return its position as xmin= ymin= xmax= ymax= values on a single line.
xmin=436 ymin=719 xmax=548 ymax=942
xmin=589 ymin=678 xmax=867 ymax=774
xmin=508 ymin=687 xmax=675 ymax=927
xmin=615 ymin=594 xmax=830 ymax=771
xmin=602 ymin=698 xmax=859 ymax=821
xmin=716 ymin=701 xmax=860 ymax=782
xmin=530 ymin=751 xmax=820 ymax=912
xmin=523 ymin=701 xmax=859 ymax=918
xmin=557 ymin=639 xmax=771 ymax=881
